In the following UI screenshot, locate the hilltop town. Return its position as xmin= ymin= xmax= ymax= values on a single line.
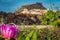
xmin=0 ymin=3 xmax=60 ymax=25
xmin=0 ymin=3 xmax=48 ymax=25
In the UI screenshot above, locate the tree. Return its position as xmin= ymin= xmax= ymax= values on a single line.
xmin=45 ymin=10 xmax=57 ymax=25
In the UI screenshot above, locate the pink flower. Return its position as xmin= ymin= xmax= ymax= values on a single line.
xmin=0 ymin=24 xmax=17 ymax=38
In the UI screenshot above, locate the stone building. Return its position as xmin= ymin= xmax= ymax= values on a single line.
xmin=14 ymin=3 xmax=47 ymax=25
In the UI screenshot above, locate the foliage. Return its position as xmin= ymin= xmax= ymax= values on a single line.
xmin=40 ymin=10 xmax=59 ymax=26
xmin=0 ymin=25 xmax=60 ymax=40
xmin=56 ymin=11 xmax=60 ymax=17
xmin=15 ymin=27 xmax=60 ymax=40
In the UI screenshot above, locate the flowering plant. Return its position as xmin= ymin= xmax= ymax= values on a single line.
xmin=0 ymin=24 xmax=17 ymax=39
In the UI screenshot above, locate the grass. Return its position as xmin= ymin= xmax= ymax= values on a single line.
xmin=0 ymin=25 xmax=60 ymax=40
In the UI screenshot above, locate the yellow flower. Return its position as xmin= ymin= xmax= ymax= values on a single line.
xmin=57 ymin=19 xmax=60 ymax=23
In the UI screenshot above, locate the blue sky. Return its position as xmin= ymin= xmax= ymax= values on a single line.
xmin=0 ymin=0 xmax=60 ymax=12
